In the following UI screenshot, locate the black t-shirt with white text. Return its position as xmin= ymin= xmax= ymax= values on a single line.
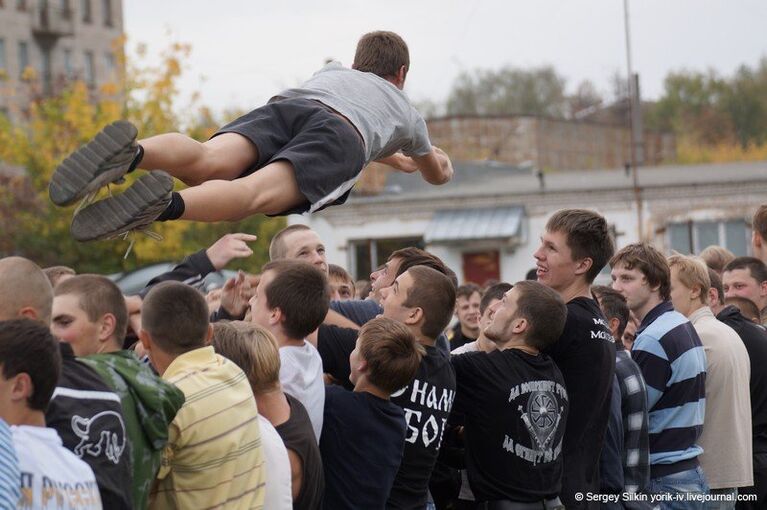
xmin=453 ymin=349 xmax=569 ymax=502
xmin=387 ymin=345 xmax=457 ymax=510
xmin=545 ymin=297 xmax=615 ymax=509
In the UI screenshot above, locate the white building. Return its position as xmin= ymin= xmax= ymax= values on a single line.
xmin=293 ymin=160 xmax=767 ymax=285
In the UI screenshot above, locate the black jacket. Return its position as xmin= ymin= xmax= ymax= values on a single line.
xmin=717 ymin=305 xmax=767 ymax=454
xmin=45 ymin=343 xmax=133 ymax=509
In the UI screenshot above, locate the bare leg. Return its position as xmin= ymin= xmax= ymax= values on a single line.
xmin=178 ymin=160 xmax=305 ymax=221
xmin=138 ymin=132 xmax=259 ymax=186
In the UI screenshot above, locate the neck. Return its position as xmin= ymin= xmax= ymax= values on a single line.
xmin=496 ymin=336 xmax=539 ymax=355
xmin=556 ymin=278 xmax=592 ymax=304
xmin=634 ymin=295 xmax=664 ymax=323
xmin=686 ymin=302 xmax=707 ymax=318
xmin=417 ymin=333 xmax=436 ymax=347
xmin=255 ymin=387 xmax=291 ymax=427
xmin=151 ymin=348 xmax=177 ymax=376
xmin=354 ymin=378 xmax=390 ymax=400
xmin=476 ymin=334 xmax=495 ymax=353
xmin=460 ymin=323 xmax=479 ymax=339
xmin=6 ymin=408 xmax=46 ymax=427
xmin=710 ymin=302 xmax=725 ymax=315
xmin=277 ymin=334 xmax=304 ymax=348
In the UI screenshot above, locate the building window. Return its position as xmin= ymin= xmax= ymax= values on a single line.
xmin=15 ymin=0 xmax=26 ymax=11
xmin=667 ymin=219 xmax=749 ymax=256
xmin=350 ymin=237 xmax=424 ymax=280
xmin=101 ymin=0 xmax=112 ymax=26
xmin=63 ymin=48 xmax=73 ymax=77
xmin=17 ymin=41 xmax=29 ymax=78
xmin=83 ymin=50 xmax=95 ymax=85
xmin=104 ymin=51 xmax=114 ymax=75
xmin=81 ymin=0 xmax=90 ymax=23
xmin=0 ymin=39 xmax=5 ymax=71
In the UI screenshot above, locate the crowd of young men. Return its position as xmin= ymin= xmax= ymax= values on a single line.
xmin=2 ymin=205 xmax=767 ymax=509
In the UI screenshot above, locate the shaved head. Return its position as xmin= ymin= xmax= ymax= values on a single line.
xmin=0 ymin=256 xmax=54 ymax=324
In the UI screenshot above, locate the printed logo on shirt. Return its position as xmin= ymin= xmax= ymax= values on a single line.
xmin=503 ymin=380 xmax=567 ymax=465
xmin=20 ymin=472 xmax=101 ymax=509
xmin=71 ymin=410 xmax=127 ymax=464
xmin=591 ymin=317 xmax=615 ymax=342
xmin=391 ymin=378 xmax=455 ymax=450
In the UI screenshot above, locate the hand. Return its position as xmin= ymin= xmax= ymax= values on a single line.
xmin=205 ymin=233 xmax=258 ymax=270
xmin=219 ymin=270 xmax=254 ymax=318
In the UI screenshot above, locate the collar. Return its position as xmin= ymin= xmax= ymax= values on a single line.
xmin=687 ymin=306 xmax=714 ymax=324
xmin=637 ymin=301 xmax=674 ymax=335
xmin=163 ymin=346 xmax=218 ymax=380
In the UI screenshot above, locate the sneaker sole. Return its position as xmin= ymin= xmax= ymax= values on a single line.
xmin=70 ymin=171 xmax=174 ymax=242
xmin=50 ymin=120 xmax=138 ymax=206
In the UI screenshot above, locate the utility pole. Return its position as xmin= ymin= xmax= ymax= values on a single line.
xmin=624 ymin=0 xmax=644 ymax=240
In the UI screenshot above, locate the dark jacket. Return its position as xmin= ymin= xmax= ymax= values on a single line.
xmin=45 ymin=343 xmax=133 ymax=510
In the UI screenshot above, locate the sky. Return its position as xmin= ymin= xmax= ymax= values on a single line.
xmin=123 ymin=0 xmax=767 ymax=116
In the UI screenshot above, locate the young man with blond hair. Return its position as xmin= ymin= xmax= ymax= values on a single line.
xmin=322 ymin=316 xmax=424 ymax=510
xmin=51 ymin=31 xmax=453 ymax=242
xmin=139 ymin=281 xmax=265 ymax=509
xmin=668 ymin=255 xmax=753 ymax=505
xmin=610 ymin=244 xmax=708 ymax=507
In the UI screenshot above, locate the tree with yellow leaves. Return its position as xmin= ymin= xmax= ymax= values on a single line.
xmin=0 ymin=39 xmax=283 ymax=275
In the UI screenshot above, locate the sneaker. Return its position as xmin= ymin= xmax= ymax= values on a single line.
xmin=50 ymin=120 xmax=139 ymax=207
xmin=70 ymin=171 xmax=174 ymax=242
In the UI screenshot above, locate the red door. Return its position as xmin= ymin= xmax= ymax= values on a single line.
xmin=462 ymin=250 xmax=500 ymax=286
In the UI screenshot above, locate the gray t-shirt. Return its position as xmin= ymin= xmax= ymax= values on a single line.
xmin=276 ymin=62 xmax=433 ymax=164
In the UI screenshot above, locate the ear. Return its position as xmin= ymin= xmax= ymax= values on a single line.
xmin=98 ymin=313 xmax=117 ymax=343
xmin=574 ymin=257 xmax=594 ymax=278
xmin=689 ymin=285 xmax=702 ymax=302
xmin=11 ymin=373 xmax=33 ymax=404
xmin=395 ymin=65 xmax=406 ymax=88
xmin=138 ymin=329 xmax=152 ymax=353
xmin=511 ymin=317 xmax=528 ymax=335
xmin=706 ymin=287 xmax=719 ymax=308
xmin=760 ymin=280 xmax=767 ymax=298
xmin=204 ymin=324 xmax=214 ymax=346
xmin=356 ymin=358 xmax=369 ymax=375
xmin=17 ymin=307 xmax=39 ymax=322
xmin=406 ymin=306 xmax=424 ymax=328
xmin=271 ymin=307 xmax=284 ymax=328
xmin=608 ymin=317 xmax=621 ymax=336
xmin=753 ymin=230 xmax=762 ymax=249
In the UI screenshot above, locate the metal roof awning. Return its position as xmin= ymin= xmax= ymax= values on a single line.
xmin=424 ymin=206 xmax=525 ymax=243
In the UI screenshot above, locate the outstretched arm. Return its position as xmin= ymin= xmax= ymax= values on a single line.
xmin=376 ymin=146 xmax=453 ymax=185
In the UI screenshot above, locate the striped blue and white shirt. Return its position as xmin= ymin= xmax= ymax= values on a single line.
xmin=0 ymin=419 xmax=20 ymax=509
xmin=632 ymin=301 xmax=707 ymax=476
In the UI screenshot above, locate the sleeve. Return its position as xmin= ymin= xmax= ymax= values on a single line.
xmin=399 ymin=113 xmax=433 ymax=157
xmin=0 ymin=421 xmax=20 ymax=507
xmin=631 ymin=334 xmax=670 ymax=410
xmin=545 ymin=308 xmax=576 ymax=360
xmin=329 ymin=299 xmax=382 ymax=326
xmin=139 ymin=249 xmax=216 ymax=298
xmin=598 ymin=377 xmax=625 ymax=493
xmin=317 ymin=325 xmax=359 ymax=390
xmin=450 ymin=353 xmax=483 ymax=416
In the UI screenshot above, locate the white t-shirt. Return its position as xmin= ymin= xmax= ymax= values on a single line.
xmin=279 ymin=341 xmax=325 ymax=441
xmin=451 ymin=341 xmax=479 ymax=355
xmin=13 ymin=425 xmax=101 ymax=509
xmin=258 ymin=416 xmax=293 ymax=509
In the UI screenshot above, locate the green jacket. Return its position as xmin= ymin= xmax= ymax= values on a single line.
xmin=83 ymin=350 xmax=185 ymax=510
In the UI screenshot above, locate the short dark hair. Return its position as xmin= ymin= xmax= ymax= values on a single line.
xmin=610 ymin=242 xmax=671 ymax=301
xmin=269 ymin=224 xmax=311 ymax=261
xmin=390 ymin=247 xmax=458 ymax=288
xmin=725 ymin=296 xmax=762 ymax=323
xmin=352 ymin=31 xmax=410 ymax=79
xmin=0 ymin=319 xmax=62 ymax=411
xmin=480 ymin=283 xmax=512 ymax=314
xmin=707 ymin=268 xmax=725 ymax=305
xmin=456 ymin=283 xmax=481 ymax=300
xmin=142 ymin=282 xmax=210 ymax=355
xmin=513 ymin=281 xmax=567 ymax=351
xmin=592 ymin=285 xmax=629 ymax=340
xmin=262 ymin=260 xmax=330 ymax=339
xmin=724 ymin=257 xmax=767 ymax=284
xmin=546 ymin=209 xmax=614 ymax=283
xmin=358 ymin=317 xmax=425 ymax=394
xmin=753 ymin=205 xmax=767 ymax=242
xmin=402 ymin=265 xmax=456 ymax=340
xmin=55 ymin=275 xmax=128 ymax=346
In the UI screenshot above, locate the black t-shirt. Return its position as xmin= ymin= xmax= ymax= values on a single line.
xmin=317 ymin=324 xmax=357 ymax=390
xmin=275 ymin=393 xmax=324 ymax=510
xmin=321 ymin=386 xmax=407 ymax=510
xmin=387 ymin=345 xmax=456 ymax=510
xmin=452 ymin=349 xmax=569 ymax=502
xmin=447 ymin=322 xmax=477 ymax=351
xmin=545 ymin=296 xmax=615 ymax=509
xmin=717 ymin=305 xmax=767 ymax=454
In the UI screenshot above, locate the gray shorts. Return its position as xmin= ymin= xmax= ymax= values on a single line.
xmin=214 ymin=97 xmax=366 ymax=215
